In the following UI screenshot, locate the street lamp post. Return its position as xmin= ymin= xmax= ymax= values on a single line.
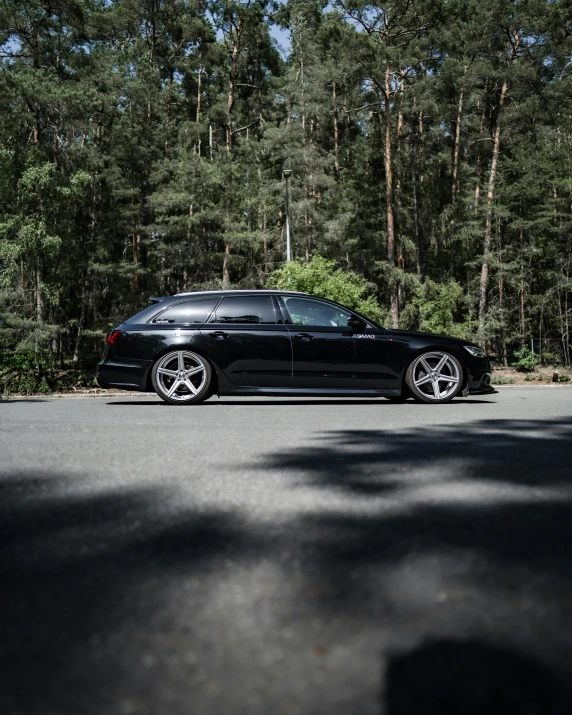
xmin=283 ymin=169 xmax=292 ymax=262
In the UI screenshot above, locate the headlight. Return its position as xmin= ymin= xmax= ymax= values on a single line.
xmin=463 ymin=345 xmax=486 ymax=358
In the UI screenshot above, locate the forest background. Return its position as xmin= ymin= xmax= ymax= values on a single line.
xmin=1 ymin=0 xmax=571 ymax=392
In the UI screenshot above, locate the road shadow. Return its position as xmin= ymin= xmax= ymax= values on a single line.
xmin=0 ymin=471 xmax=258 ymax=715
xmin=253 ymin=417 xmax=572 ymax=682
xmin=0 ymin=399 xmax=50 ymax=403
xmin=2 ymin=416 xmax=572 ymax=713
xmin=106 ymin=400 xmax=166 ymax=405
xmin=106 ymin=398 xmax=495 ymax=407
xmin=384 ymin=639 xmax=572 ymax=715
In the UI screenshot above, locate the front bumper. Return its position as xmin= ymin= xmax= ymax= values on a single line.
xmin=96 ymin=358 xmax=152 ymax=391
xmin=462 ymin=355 xmax=495 ymax=395
xmin=468 ymin=381 xmax=496 ymax=396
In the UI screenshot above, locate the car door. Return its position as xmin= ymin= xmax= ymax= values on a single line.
xmin=200 ymin=295 xmax=292 ymax=387
xmin=278 ymin=295 xmax=389 ymax=390
xmin=278 ymin=295 xmax=357 ymax=388
xmin=352 ymin=325 xmax=389 ymax=388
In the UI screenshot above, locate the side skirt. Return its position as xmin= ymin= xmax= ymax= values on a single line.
xmin=218 ymin=386 xmax=401 ymax=398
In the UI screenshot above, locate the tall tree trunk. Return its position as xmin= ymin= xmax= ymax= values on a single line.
xmin=478 ymin=78 xmax=508 ymax=345
xmin=36 ymin=262 xmax=44 ymax=323
xmin=223 ymin=21 xmax=242 ymax=286
xmin=565 ymin=264 xmax=570 ymax=366
xmin=451 ymin=88 xmax=464 ymax=210
xmin=73 ymin=268 xmax=92 ymax=364
xmin=332 ymin=82 xmax=339 ymax=174
xmin=222 ymin=242 xmax=231 ymax=288
xmin=383 ymin=66 xmax=398 ymax=329
xmin=473 ymin=85 xmax=488 ymax=217
xmin=412 ymin=177 xmax=421 ymax=278
xmin=226 ymin=31 xmax=240 ymax=152
xmin=498 ymin=224 xmax=507 ymax=366
xmin=195 ymin=61 xmax=202 ymax=155
xmin=414 ymin=108 xmax=424 ymax=270
xmin=196 ymin=61 xmax=202 ymax=123
xmin=519 ymin=225 xmax=526 ymax=341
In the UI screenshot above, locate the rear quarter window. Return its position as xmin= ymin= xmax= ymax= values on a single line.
xmin=150 ymin=298 xmax=219 ymax=325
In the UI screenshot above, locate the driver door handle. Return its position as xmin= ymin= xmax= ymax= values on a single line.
xmin=212 ymin=331 xmax=227 ymax=340
xmin=293 ymin=333 xmax=313 ymax=342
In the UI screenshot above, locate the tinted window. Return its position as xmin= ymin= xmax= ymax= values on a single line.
xmin=151 ymin=298 xmax=219 ymax=325
xmin=211 ymin=296 xmax=276 ymax=324
xmin=282 ymin=297 xmax=352 ymax=328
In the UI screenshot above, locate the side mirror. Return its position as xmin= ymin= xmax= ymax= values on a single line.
xmin=347 ymin=316 xmax=366 ymax=331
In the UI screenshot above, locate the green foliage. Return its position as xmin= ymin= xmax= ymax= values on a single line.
xmin=511 ymin=347 xmax=541 ymax=372
xmin=0 ymin=0 xmax=571 ymax=389
xmin=0 ymin=351 xmax=96 ymax=396
xmin=490 ymin=374 xmax=516 ymax=385
xmin=411 ymin=279 xmax=475 ymax=339
xmin=267 ymin=256 xmax=385 ymax=323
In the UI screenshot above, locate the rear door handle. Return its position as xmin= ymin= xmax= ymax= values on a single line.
xmin=293 ymin=333 xmax=313 ymax=342
xmin=212 ymin=331 xmax=227 ymax=340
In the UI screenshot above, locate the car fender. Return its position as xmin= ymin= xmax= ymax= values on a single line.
xmin=143 ymin=331 xmax=223 ymax=392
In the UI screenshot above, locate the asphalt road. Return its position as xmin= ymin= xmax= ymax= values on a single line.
xmin=2 ymin=387 xmax=572 ymax=715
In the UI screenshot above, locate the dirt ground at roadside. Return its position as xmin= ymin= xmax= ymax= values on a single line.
xmin=491 ymin=366 xmax=571 ymax=385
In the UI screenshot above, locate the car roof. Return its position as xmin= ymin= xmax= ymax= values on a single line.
xmin=171 ymin=289 xmax=309 ymax=298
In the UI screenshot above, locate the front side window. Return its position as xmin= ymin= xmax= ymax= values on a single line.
xmin=282 ymin=297 xmax=352 ymax=328
xmin=151 ymin=298 xmax=219 ymax=325
xmin=211 ymin=296 xmax=276 ymax=324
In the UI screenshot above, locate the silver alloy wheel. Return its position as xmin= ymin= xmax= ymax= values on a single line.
xmin=155 ymin=350 xmax=207 ymax=402
xmin=410 ymin=351 xmax=460 ymax=401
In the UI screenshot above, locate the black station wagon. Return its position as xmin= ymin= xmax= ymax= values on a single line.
xmin=96 ymin=290 xmax=493 ymax=405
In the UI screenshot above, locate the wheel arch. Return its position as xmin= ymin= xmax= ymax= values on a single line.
xmin=145 ymin=344 xmax=221 ymax=396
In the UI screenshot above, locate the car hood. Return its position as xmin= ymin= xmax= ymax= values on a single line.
xmin=386 ymin=329 xmax=476 ymax=348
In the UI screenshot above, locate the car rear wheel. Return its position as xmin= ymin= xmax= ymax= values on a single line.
xmin=151 ymin=350 xmax=212 ymax=405
xmin=405 ymin=351 xmax=462 ymax=404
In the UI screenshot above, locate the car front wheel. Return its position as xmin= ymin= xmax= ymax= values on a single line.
xmin=151 ymin=350 xmax=212 ymax=405
xmin=405 ymin=351 xmax=462 ymax=403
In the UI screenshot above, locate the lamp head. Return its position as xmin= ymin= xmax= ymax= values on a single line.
xmin=283 ymin=169 xmax=292 ymax=178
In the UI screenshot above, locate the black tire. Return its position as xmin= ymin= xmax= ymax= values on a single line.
xmin=405 ymin=350 xmax=463 ymax=404
xmin=151 ymin=349 xmax=212 ymax=405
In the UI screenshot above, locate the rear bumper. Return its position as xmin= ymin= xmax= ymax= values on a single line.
xmin=96 ymin=358 xmax=152 ymax=392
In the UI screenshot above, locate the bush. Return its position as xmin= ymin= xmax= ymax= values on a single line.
xmin=491 ymin=374 xmax=515 ymax=385
xmin=541 ymin=350 xmax=564 ymax=367
xmin=267 ymin=256 xmax=385 ymax=323
xmin=0 ymin=351 xmax=96 ymax=395
xmin=511 ymin=347 xmax=541 ymax=372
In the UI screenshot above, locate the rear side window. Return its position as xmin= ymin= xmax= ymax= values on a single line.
xmin=151 ymin=298 xmax=219 ymax=325
xmin=210 ymin=296 xmax=276 ymax=324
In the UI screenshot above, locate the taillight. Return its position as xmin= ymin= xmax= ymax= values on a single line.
xmin=106 ymin=330 xmax=122 ymax=345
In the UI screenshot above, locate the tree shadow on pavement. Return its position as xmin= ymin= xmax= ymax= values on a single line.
xmin=254 ymin=417 xmax=572 ymax=707
xmin=0 ymin=472 xmax=257 ymax=715
xmin=2 ymin=416 xmax=572 ymax=714
xmin=258 ymin=417 xmax=572 ymax=587
xmin=384 ymin=639 xmax=572 ymax=715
